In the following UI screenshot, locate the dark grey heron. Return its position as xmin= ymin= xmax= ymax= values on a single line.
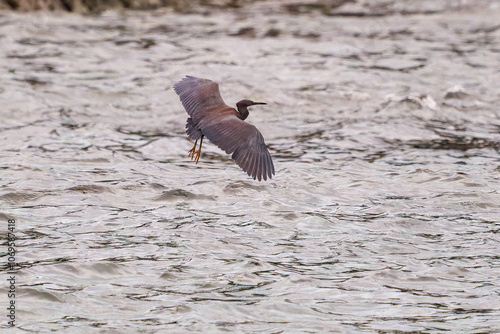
xmin=173 ymin=75 xmax=274 ymax=181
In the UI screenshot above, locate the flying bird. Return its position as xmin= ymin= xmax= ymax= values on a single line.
xmin=173 ymin=75 xmax=274 ymax=181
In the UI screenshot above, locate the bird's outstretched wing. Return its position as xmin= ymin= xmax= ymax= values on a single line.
xmin=201 ymin=116 xmax=275 ymax=181
xmin=173 ymin=76 xmax=229 ymax=117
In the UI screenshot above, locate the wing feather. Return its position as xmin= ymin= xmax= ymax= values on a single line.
xmin=242 ymin=149 xmax=253 ymax=172
xmin=257 ymin=155 xmax=263 ymax=181
xmin=173 ymin=76 xmax=229 ymax=117
xmin=201 ymin=116 xmax=274 ymax=181
xmin=248 ymin=153 xmax=257 ymax=179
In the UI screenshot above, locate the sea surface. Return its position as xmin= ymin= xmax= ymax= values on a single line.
xmin=1 ymin=1 xmax=500 ymax=332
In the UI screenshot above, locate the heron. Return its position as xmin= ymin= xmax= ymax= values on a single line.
xmin=173 ymin=75 xmax=275 ymax=181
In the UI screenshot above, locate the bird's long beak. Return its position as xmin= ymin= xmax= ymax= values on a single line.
xmin=252 ymin=102 xmax=267 ymax=105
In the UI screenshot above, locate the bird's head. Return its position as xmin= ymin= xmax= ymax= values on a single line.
xmin=236 ymin=100 xmax=266 ymax=120
xmin=237 ymin=99 xmax=267 ymax=108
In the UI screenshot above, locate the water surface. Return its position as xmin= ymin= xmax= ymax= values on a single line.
xmin=1 ymin=1 xmax=500 ymax=332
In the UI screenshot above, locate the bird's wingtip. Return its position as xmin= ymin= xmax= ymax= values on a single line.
xmin=173 ymin=75 xmax=195 ymax=89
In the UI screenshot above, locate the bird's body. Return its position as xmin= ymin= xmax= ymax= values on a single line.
xmin=173 ymin=76 xmax=274 ymax=181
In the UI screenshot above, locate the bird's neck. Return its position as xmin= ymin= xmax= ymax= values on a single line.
xmin=236 ymin=106 xmax=249 ymax=120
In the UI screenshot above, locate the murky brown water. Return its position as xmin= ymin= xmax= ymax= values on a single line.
xmin=1 ymin=1 xmax=500 ymax=332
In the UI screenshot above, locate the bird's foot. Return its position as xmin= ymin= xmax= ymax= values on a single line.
xmin=194 ymin=148 xmax=202 ymax=164
xmin=188 ymin=137 xmax=203 ymax=164
xmin=188 ymin=140 xmax=198 ymax=160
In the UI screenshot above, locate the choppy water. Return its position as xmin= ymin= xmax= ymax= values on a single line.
xmin=1 ymin=1 xmax=500 ymax=332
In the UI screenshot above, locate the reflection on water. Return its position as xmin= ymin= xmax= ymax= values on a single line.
xmin=1 ymin=1 xmax=500 ymax=332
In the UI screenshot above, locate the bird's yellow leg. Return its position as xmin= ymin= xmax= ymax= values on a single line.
xmin=194 ymin=136 xmax=203 ymax=164
xmin=188 ymin=140 xmax=198 ymax=160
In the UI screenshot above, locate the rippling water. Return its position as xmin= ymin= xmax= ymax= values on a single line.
xmin=1 ymin=1 xmax=500 ymax=332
